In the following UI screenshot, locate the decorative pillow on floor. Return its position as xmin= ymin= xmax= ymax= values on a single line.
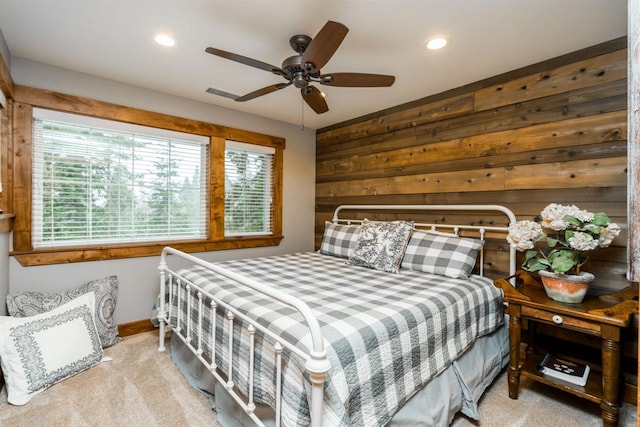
xmin=0 ymin=292 xmax=103 ymax=406
xmin=401 ymin=230 xmax=484 ymax=278
xmin=6 ymin=276 xmax=120 ymax=348
xmin=318 ymin=221 xmax=361 ymax=258
xmin=346 ymin=220 xmax=413 ymax=274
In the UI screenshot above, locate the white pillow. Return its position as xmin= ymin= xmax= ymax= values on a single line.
xmin=0 ymin=292 xmax=103 ymax=405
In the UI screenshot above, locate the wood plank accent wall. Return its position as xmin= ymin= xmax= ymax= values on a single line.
xmin=316 ymin=38 xmax=629 ymax=292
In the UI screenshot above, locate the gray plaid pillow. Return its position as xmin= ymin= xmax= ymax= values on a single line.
xmin=346 ymin=220 xmax=413 ymax=274
xmin=319 ymin=222 xmax=361 ymax=258
xmin=401 ymin=231 xmax=483 ymax=278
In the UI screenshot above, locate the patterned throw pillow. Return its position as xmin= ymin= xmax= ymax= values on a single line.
xmin=6 ymin=276 xmax=120 ymax=348
xmin=346 ymin=220 xmax=413 ymax=274
xmin=0 ymin=292 xmax=103 ymax=405
xmin=319 ymin=222 xmax=361 ymax=258
xmin=401 ymin=231 xmax=484 ymax=278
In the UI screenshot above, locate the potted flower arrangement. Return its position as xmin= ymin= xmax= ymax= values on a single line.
xmin=506 ymin=203 xmax=621 ymax=303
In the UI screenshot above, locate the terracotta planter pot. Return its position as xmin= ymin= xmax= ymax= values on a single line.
xmin=538 ymin=270 xmax=595 ymax=304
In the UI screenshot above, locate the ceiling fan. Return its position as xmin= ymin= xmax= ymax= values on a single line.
xmin=205 ymin=20 xmax=395 ymax=114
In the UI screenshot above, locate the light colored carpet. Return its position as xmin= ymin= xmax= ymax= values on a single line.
xmin=451 ymin=370 xmax=637 ymax=426
xmin=1 ymin=331 xmax=636 ymax=426
xmin=0 ymin=331 xmax=215 ymax=427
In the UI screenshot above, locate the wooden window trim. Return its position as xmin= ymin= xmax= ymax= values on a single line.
xmin=9 ymin=85 xmax=284 ymax=266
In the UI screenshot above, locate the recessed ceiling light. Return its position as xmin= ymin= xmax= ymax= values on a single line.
xmin=426 ymin=37 xmax=447 ymax=50
xmin=155 ymin=34 xmax=175 ymax=47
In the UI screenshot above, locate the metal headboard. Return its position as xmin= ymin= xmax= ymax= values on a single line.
xmin=331 ymin=204 xmax=517 ymax=278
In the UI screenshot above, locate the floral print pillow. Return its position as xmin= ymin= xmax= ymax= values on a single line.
xmin=346 ymin=220 xmax=413 ymax=274
xmin=6 ymin=276 xmax=120 ymax=348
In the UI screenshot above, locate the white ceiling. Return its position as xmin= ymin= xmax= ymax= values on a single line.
xmin=0 ymin=0 xmax=628 ymax=130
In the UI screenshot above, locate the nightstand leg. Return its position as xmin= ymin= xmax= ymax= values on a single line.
xmin=601 ymin=334 xmax=621 ymax=427
xmin=507 ymin=310 xmax=522 ymax=399
xmin=526 ymin=320 xmax=537 ymax=359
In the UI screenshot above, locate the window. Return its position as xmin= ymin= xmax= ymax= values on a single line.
xmin=224 ymin=140 xmax=274 ymax=236
xmin=32 ymin=109 xmax=208 ymax=248
xmin=9 ymin=87 xmax=284 ymax=266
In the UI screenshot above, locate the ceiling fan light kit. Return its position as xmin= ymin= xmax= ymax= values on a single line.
xmin=205 ymin=20 xmax=395 ymax=114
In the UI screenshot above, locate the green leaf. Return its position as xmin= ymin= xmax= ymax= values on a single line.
xmin=522 ymin=259 xmax=550 ymax=272
xmin=548 ymin=248 xmax=569 ymax=259
xmin=551 ymin=256 xmax=576 ymax=274
xmin=524 ymin=250 xmax=539 ymax=260
xmin=583 ymin=223 xmax=601 ymax=235
xmin=547 ymin=249 xmax=578 ymax=273
xmin=592 ymin=212 xmax=610 ymax=226
xmin=547 ymin=237 xmax=559 ymax=247
xmin=563 ymin=215 xmax=582 ymax=226
xmin=522 ymin=254 xmax=550 ymax=272
xmin=524 ymin=264 xmax=546 ymax=272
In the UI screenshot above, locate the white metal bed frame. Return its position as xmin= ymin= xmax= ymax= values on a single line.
xmin=156 ymin=204 xmax=517 ymax=427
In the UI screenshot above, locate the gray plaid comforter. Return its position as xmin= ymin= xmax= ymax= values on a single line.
xmin=157 ymin=252 xmax=504 ymax=427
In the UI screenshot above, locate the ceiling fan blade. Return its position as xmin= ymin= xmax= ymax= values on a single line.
xmin=320 ymin=72 xmax=396 ymax=87
xmin=205 ymin=87 xmax=240 ymax=99
xmin=301 ymin=86 xmax=329 ymax=114
xmin=301 ymin=21 xmax=348 ymax=73
xmin=205 ymin=47 xmax=287 ymax=77
xmin=235 ymin=82 xmax=292 ymax=102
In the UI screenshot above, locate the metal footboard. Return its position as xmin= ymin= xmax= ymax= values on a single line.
xmin=156 ymin=247 xmax=330 ymax=427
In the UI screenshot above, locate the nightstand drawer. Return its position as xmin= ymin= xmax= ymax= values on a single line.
xmin=521 ymin=306 xmax=601 ymax=335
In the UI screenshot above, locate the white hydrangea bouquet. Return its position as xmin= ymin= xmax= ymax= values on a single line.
xmin=507 ymin=203 xmax=621 ymax=275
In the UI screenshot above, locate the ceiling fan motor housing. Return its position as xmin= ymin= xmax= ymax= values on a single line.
xmin=282 ymin=55 xmax=310 ymax=88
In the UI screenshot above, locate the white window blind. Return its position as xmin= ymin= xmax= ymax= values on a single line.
xmin=32 ymin=109 xmax=208 ymax=248
xmin=224 ymin=140 xmax=274 ymax=236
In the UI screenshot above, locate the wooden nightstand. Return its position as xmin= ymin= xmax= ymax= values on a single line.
xmin=494 ymin=271 xmax=637 ymax=427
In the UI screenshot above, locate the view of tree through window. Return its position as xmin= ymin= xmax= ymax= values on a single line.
xmin=224 ymin=141 xmax=273 ymax=236
xmin=32 ymin=112 xmax=208 ymax=248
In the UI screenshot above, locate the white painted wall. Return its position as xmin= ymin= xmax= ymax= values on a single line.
xmin=7 ymin=58 xmax=316 ymax=324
